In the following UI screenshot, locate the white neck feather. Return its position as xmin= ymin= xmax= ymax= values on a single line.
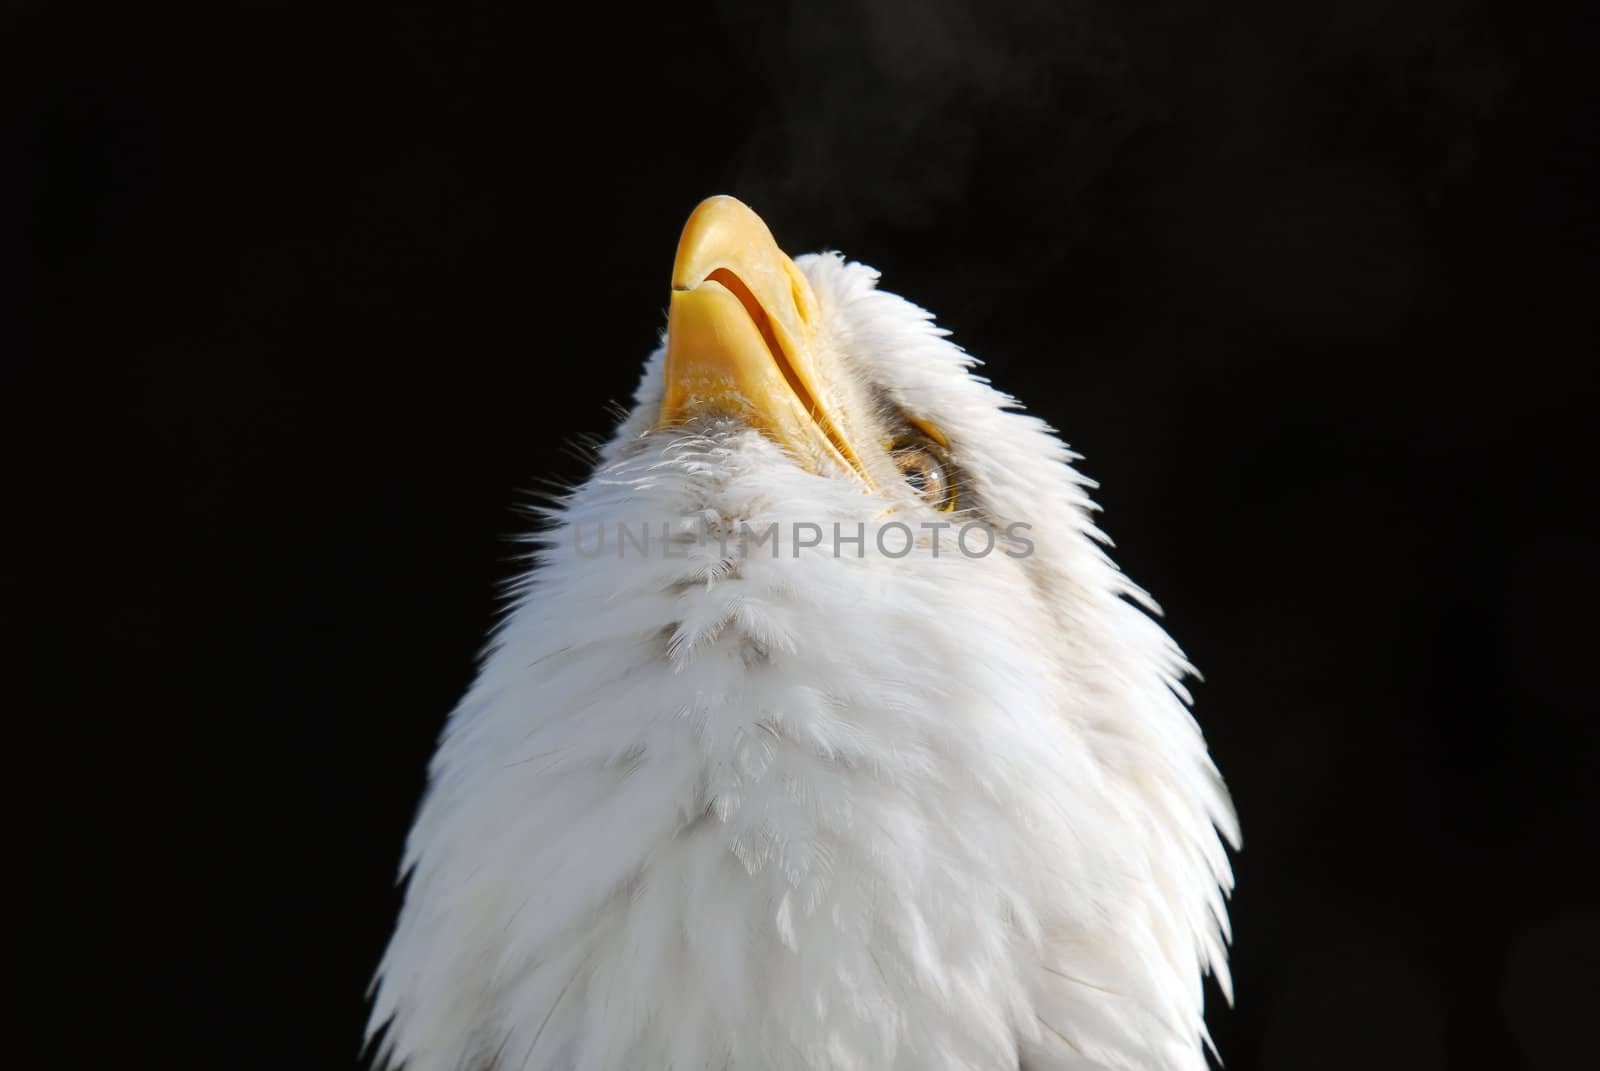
xmin=369 ymin=255 xmax=1236 ymax=1071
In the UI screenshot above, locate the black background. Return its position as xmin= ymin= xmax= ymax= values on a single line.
xmin=8 ymin=2 xmax=1597 ymax=1069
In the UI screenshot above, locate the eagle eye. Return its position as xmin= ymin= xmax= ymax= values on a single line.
xmin=888 ymin=435 xmax=958 ymax=512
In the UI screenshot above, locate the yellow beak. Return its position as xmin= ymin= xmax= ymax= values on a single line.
xmin=661 ymin=196 xmax=872 ymax=487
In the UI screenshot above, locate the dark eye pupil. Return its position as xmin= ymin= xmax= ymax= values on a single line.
xmin=894 ymin=448 xmax=948 ymax=506
xmin=888 ymin=430 xmax=958 ymax=511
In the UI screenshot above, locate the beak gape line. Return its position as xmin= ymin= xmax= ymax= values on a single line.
xmin=569 ymin=519 xmax=1036 ymax=561
xmin=661 ymin=197 xmax=875 ymax=488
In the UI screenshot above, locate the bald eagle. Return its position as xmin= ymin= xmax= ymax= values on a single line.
xmin=368 ymin=197 xmax=1238 ymax=1071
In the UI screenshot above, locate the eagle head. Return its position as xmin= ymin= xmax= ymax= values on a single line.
xmin=369 ymin=196 xmax=1237 ymax=1071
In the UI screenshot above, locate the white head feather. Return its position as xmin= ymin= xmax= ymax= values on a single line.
xmin=369 ymin=202 xmax=1237 ymax=1071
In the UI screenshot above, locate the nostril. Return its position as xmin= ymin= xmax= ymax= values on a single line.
xmin=791 ymin=278 xmax=810 ymax=324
